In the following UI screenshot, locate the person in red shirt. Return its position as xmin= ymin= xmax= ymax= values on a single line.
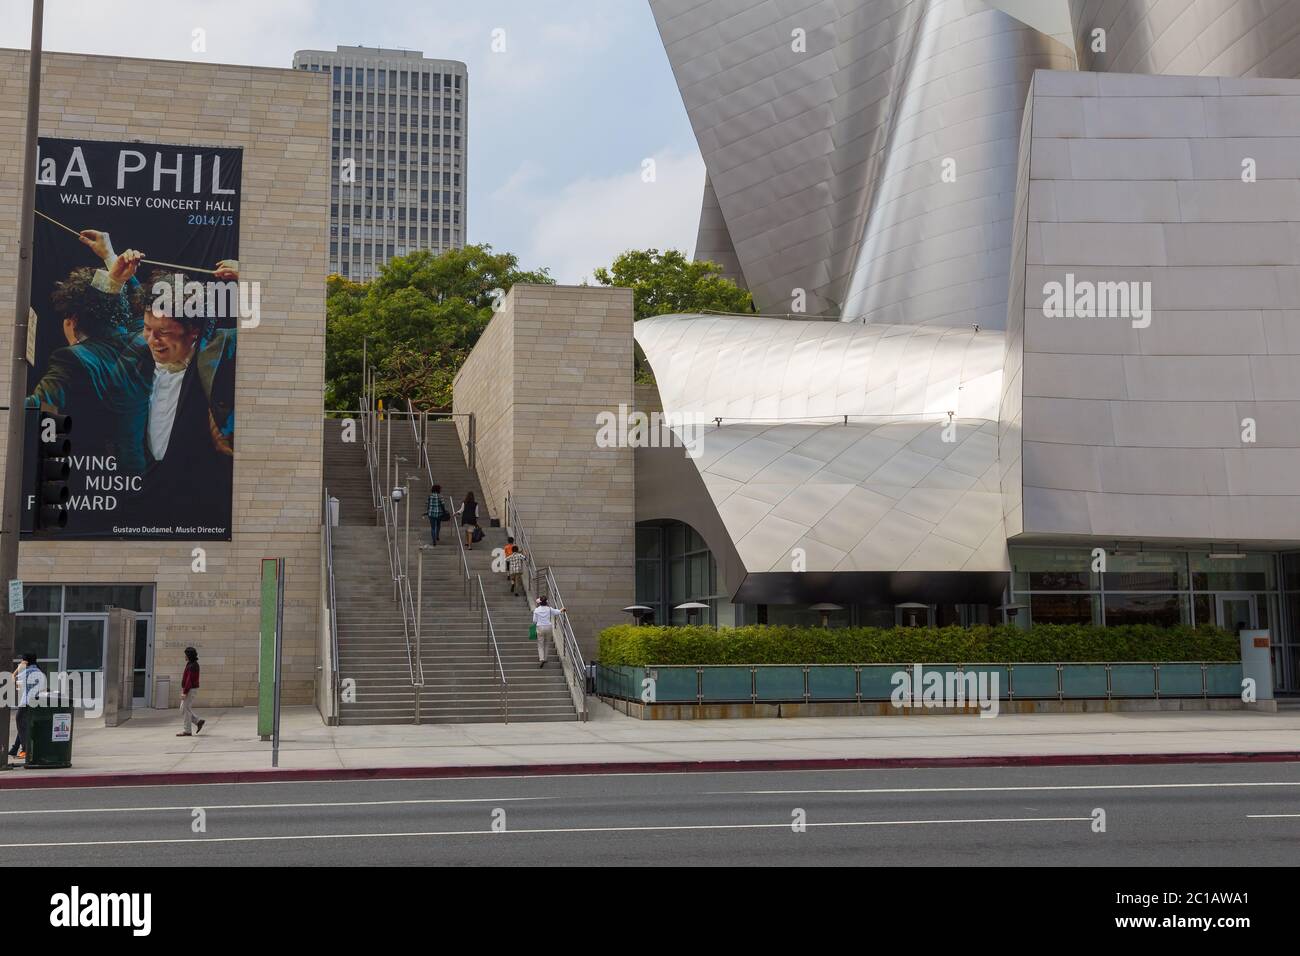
xmin=177 ymin=647 xmax=206 ymax=736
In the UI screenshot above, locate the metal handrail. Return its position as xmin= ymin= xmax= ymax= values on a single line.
xmin=322 ymin=485 xmax=341 ymax=724
xmin=358 ymin=392 xmax=422 ymax=708
xmin=505 ymin=493 xmax=589 ymax=720
xmin=406 ymin=398 xmax=472 ymax=592
xmin=476 ymin=574 xmax=509 ymax=723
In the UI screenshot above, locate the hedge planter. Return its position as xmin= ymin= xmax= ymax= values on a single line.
xmin=596 ymin=661 xmax=1246 ymax=705
xmin=599 ymin=623 xmax=1239 ymax=668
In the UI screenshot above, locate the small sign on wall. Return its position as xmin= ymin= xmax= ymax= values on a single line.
xmin=8 ymin=579 xmax=23 ymax=613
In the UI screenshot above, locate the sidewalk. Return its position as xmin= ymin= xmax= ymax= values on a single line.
xmin=3 ymin=699 xmax=1299 ymax=786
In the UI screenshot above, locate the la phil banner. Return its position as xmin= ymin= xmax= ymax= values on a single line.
xmin=22 ymin=137 xmax=242 ymax=541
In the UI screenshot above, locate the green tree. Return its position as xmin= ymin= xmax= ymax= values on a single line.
xmin=326 ymin=244 xmax=553 ymax=411
xmin=592 ymin=248 xmax=752 ymax=322
xmin=592 ymin=248 xmax=753 ymax=383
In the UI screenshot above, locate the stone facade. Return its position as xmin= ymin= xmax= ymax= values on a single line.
xmin=453 ymin=284 xmax=635 ymax=655
xmin=0 ymin=50 xmax=329 ymax=706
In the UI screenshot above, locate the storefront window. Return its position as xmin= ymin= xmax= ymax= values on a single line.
xmin=14 ymin=616 xmax=59 ymax=663
xmin=1102 ymin=551 xmax=1188 ymax=591
xmin=20 ymin=585 xmax=60 ymax=613
xmin=1102 ymin=592 xmax=1189 ymax=627
xmin=1028 ymin=593 xmax=1098 ymax=625
xmin=64 ymin=585 xmax=154 ymax=613
xmin=637 ymin=521 xmax=725 ymax=626
xmin=1012 ymin=549 xmax=1094 ymax=591
xmin=1190 ymin=553 xmax=1274 ymax=591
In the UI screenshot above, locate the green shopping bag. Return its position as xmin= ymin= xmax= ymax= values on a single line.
xmin=529 ymin=624 xmax=538 ymax=641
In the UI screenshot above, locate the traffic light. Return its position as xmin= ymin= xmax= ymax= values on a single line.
xmin=31 ymin=408 xmax=71 ymax=533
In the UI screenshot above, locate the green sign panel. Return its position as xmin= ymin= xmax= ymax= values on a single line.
xmin=258 ymin=559 xmax=279 ymax=739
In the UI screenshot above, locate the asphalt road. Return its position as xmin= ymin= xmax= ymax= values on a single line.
xmin=1 ymin=761 xmax=1298 ymax=866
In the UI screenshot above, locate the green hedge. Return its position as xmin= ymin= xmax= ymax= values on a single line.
xmin=597 ymin=623 xmax=1240 ymax=667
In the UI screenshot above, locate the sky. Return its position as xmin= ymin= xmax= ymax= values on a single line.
xmin=0 ymin=0 xmax=704 ymax=283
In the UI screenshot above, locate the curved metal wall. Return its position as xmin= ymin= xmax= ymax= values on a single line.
xmin=1068 ymin=0 xmax=1300 ymax=78
xmin=635 ymin=314 xmax=1005 ymax=422
xmin=651 ymin=0 xmax=1072 ymax=327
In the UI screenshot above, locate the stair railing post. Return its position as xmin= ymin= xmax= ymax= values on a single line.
xmin=415 ymin=545 xmax=425 ymax=726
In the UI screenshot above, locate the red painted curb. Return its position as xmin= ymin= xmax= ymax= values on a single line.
xmin=2 ymin=750 xmax=1299 ymax=789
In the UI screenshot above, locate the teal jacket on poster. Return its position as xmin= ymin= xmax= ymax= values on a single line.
xmin=25 ymin=281 xmax=151 ymax=474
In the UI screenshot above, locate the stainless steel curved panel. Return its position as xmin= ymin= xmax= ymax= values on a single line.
xmin=651 ymin=0 xmax=1073 ymax=327
xmin=1068 ymin=0 xmax=1300 ymax=78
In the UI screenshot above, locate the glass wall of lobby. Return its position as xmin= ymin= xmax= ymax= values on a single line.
xmin=634 ymin=521 xmax=993 ymax=630
xmin=1010 ymin=546 xmax=1298 ymax=692
xmin=10 ymin=584 xmax=157 ymax=705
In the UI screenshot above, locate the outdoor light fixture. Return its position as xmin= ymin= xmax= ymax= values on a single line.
xmin=1208 ymin=547 xmax=1247 ymax=560
xmin=997 ymin=602 xmax=1028 ymax=624
xmin=896 ymin=602 xmax=928 ymax=627
xmin=675 ymin=601 xmax=709 ymax=625
xmin=808 ymin=602 xmax=842 ymax=628
xmin=623 ymin=605 xmax=654 ymax=626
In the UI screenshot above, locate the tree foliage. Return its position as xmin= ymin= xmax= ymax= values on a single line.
xmin=325 ymin=244 xmax=553 ymax=411
xmin=591 ymin=248 xmax=753 ymax=384
xmin=592 ymin=248 xmax=752 ymax=322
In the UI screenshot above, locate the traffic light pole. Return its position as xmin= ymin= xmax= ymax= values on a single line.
xmin=0 ymin=0 xmax=44 ymax=771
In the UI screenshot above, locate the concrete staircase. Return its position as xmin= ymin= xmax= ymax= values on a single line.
xmin=322 ymin=416 xmax=577 ymax=725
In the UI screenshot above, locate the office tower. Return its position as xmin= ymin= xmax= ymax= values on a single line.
xmin=294 ymin=45 xmax=468 ymax=280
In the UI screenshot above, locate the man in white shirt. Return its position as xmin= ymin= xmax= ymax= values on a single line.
xmin=126 ymin=268 xmax=238 ymax=532
xmin=532 ymin=596 xmax=566 ymax=667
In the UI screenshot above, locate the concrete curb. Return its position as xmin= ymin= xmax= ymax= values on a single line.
xmin=2 ymin=750 xmax=1300 ymax=789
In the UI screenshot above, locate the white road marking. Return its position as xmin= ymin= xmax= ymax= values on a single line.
xmin=0 ymin=816 xmax=1090 ymax=849
xmin=0 ymin=797 xmax=544 ymax=816
xmin=1246 ymin=813 xmax=1300 ymax=818
xmin=711 ymin=781 xmax=1300 ymax=796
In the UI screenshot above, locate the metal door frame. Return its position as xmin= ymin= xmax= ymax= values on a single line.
xmin=1214 ymin=593 xmax=1258 ymax=632
xmin=59 ymin=613 xmax=108 ymax=672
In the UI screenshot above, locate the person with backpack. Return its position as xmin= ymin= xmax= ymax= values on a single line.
xmin=457 ymin=491 xmax=480 ymax=550
xmin=505 ymin=537 xmax=527 ymax=596
xmin=7 ymin=654 xmax=45 ymax=761
xmin=426 ymin=483 xmax=448 ymax=545
xmin=532 ymin=596 xmax=566 ymax=667
xmin=177 ymin=647 xmax=206 ymax=737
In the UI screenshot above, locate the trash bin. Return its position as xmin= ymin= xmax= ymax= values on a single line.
xmin=24 ymin=698 xmax=74 ymax=769
xmin=154 ymin=675 xmax=171 ymax=709
xmin=329 ymin=496 xmax=340 ymax=527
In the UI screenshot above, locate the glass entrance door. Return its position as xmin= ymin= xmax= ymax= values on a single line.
xmin=132 ymin=617 xmax=152 ymax=706
xmin=1216 ymin=594 xmax=1257 ymax=634
xmin=61 ymin=615 xmax=107 ymax=673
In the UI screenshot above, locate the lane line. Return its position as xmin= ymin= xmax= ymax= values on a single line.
xmin=0 ymin=796 xmax=546 ymax=817
xmin=8 ymin=751 xmax=1300 ymax=792
xmin=0 ymin=816 xmax=1091 ymax=849
xmin=1246 ymin=813 xmax=1300 ymax=819
xmin=709 ymin=781 xmax=1300 ymax=796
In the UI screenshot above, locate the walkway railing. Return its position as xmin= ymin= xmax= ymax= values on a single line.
xmin=407 ymin=398 xmax=471 ymax=594
xmin=474 ymin=574 xmax=509 ymax=722
xmin=321 ymin=484 xmax=340 ymax=725
xmin=358 ymin=386 xmax=424 ymax=719
xmin=505 ymin=493 xmax=589 ymax=721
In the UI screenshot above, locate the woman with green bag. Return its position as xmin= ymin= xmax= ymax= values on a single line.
xmin=531 ymin=596 xmax=566 ymax=667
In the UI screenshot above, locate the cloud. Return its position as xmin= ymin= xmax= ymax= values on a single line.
xmin=511 ymin=148 xmax=705 ymax=284
xmin=0 ymin=0 xmax=322 ymax=66
xmin=491 ymin=159 xmax=543 ymax=201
